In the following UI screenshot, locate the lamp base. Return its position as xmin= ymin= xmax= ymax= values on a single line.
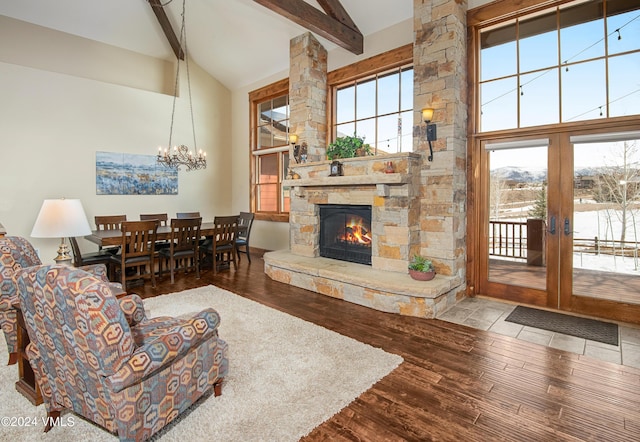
xmin=54 ymin=238 xmax=73 ymax=266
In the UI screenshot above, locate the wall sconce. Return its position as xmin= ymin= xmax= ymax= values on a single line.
xmin=290 ymin=134 xmax=300 ymax=163
xmin=422 ymin=107 xmax=437 ymax=162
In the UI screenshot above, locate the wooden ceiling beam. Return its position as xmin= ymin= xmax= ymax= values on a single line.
xmin=316 ymin=0 xmax=360 ymax=34
xmin=253 ymin=0 xmax=363 ymax=55
xmin=149 ymin=0 xmax=184 ymax=60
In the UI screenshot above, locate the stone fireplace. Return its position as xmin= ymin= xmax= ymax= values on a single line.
xmin=264 ymin=0 xmax=468 ymax=319
xmin=264 ymin=152 xmax=464 ymax=318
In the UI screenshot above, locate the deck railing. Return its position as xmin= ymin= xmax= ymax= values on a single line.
xmin=489 ymin=220 xmax=527 ymax=260
xmin=489 ymin=219 xmax=639 ymax=270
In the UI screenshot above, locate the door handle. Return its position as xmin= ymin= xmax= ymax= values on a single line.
xmin=564 ymin=217 xmax=571 ymax=236
xmin=548 ymin=216 xmax=556 ymax=235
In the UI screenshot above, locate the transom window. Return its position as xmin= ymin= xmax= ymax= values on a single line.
xmin=479 ymin=0 xmax=640 ymax=132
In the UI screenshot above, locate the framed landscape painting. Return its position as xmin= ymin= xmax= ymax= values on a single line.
xmin=96 ymin=151 xmax=178 ymax=195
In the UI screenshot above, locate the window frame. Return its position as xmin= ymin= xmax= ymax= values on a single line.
xmin=327 ymin=44 xmax=414 ymax=150
xmin=249 ymin=78 xmax=290 ymax=222
xmin=472 ymin=0 xmax=640 ymax=133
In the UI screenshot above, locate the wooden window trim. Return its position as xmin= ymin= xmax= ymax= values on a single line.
xmin=249 ymin=79 xmax=290 ymax=219
xmin=327 ymin=44 xmax=413 ymax=85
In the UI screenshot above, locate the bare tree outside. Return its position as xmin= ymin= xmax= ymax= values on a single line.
xmin=490 ymin=172 xmax=508 ymax=220
xmin=594 ymin=140 xmax=640 ymax=244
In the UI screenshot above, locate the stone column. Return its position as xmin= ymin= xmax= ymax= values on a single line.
xmin=413 ymin=0 xmax=467 ymax=279
xmin=289 ymin=32 xmax=328 ymax=163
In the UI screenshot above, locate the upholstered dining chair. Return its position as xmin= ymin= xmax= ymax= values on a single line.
xmin=0 ymin=236 xmax=40 ymax=365
xmin=68 ymin=237 xmax=126 ymax=296
xmin=201 ymin=215 xmax=238 ymax=275
xmin=236 ymin=211 xmax=255 ymax=263
xmin=15 ymin=264 xmax=228 ymax=441
xmin=110 ymin=220 xmax=158 ymax=292
xmin=69 ymin=236 xmax=114 ymax=269
xmin=94 ymin=214 xmax=127 ymax=255
xmin=158 ymin=217 xmax=202 ymax=283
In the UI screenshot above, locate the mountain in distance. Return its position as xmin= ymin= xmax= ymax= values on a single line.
xmin=491 ymin=166 xmax=546 ymax=183
xmin=492 ymin=166 xmax=601 ymax=183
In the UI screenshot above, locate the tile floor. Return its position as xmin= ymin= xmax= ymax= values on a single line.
xmin=437 ymin=296 xmax=640 ymax=369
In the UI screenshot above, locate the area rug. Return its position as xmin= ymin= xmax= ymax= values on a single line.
xmin=0 ymin=285 xmax=402 ymax=441
xmin=505 ymin=305 xmax=619 ymax=346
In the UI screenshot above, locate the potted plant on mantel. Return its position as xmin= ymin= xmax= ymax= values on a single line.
xmin=326 ymin=134 xmax=372 ymax=160
xmin=408 ymin=255 xmax=436 ymax=281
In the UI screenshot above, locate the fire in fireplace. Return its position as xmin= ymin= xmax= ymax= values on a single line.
xmin=319 ymin=205 xmax=372 ymax=265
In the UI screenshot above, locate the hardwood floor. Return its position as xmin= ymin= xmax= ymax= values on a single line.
xmin=134 ymin=251 xmax=640 ymax=441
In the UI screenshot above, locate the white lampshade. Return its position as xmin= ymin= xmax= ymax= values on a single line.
xmin=31 ymin=199 xmax=92 ymax=238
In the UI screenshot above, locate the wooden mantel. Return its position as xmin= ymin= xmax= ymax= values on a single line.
xmin=284 ymin=172 xmax=410 ymax=188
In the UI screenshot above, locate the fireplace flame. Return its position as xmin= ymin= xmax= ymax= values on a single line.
xmin=339 ymin=217 xmax=372 ymax=246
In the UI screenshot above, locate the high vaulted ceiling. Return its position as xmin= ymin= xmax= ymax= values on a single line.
xmin=0 ymin=0 xmax=417 ymax=90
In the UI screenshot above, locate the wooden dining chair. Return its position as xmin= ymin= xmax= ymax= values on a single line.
xmin=236 ymin=212 xmax=255 ymax=263
xmin=140 ymin=213 xmax=168 ymax=226
xmin=176 ymin=212 xmax=200 ymax=219
xmin=109 ymin=220 xmax=158 ymax=292
xmin=177 ymin=212 xmax=210 ymax=246
xmin=201 ymin=216 xmax=238 ymax=275
xmin=140 ymin=213 xmax=170 ymax=250
xmin=95 ymin=215 xmax=127 ymax=254
xmin=158 ymin=217 xmax=202 ymax=283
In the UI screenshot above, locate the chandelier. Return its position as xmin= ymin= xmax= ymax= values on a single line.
xmin=156 ymin=0 xmax=206 ymax=171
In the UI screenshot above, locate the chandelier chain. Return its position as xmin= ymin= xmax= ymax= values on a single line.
xmin=158 ymin=0 xmax=206 ymax=171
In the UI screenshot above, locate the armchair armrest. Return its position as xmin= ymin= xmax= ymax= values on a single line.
xmin=118 ymin=294 xmax=147 ymax=326
xmin=106 ymin=309 xmax=221 ymax=393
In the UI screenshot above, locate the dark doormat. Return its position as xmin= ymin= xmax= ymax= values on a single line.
xmin=505 ymin=306 xmax=619 ymax=346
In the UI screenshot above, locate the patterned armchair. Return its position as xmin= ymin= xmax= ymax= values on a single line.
xmin=0 ymin=236 xmax=41 ymax=365
xmin=16 ymin=264 xmax=228 ymax=441
xmin=0 ymin=236 xmax=124 ymax=365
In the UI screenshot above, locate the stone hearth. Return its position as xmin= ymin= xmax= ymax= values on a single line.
xmin=264 ymin=251 xmax=463 ymax=318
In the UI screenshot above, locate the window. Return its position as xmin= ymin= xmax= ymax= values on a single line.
xmin=249 ymin=79 xmax=291 ymax=221
xmin=478 ymin=0 xmax=640 ymax=132
xmin=328 ymin=45 xmax=414 ymax=154
xmin=248 ymin=46 xmax=413 ymax=221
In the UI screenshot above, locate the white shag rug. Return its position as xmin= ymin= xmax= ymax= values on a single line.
xmin=0 ymin=285 xmax=402 ymax=441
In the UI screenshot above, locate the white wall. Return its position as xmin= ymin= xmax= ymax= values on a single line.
xmin=0 ymin=21 xmax=231 ymax=263
xmin=230 ymin=18 xmax=414 ymax=252
xmin=0 ymin=15 xmax=417 ymax=260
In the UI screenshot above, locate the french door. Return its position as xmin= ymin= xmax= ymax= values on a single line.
xmin=477 ymin=128 xmax=640 ymax=324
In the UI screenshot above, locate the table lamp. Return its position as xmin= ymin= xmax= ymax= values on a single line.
xmin=31 ymin=198 xmax=92 ymax=265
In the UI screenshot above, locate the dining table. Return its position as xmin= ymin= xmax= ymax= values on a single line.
xmin=85 ymin=222 xmax=218 ymax=247
xmin=84 ymin=221 xmax=247 ymax=248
